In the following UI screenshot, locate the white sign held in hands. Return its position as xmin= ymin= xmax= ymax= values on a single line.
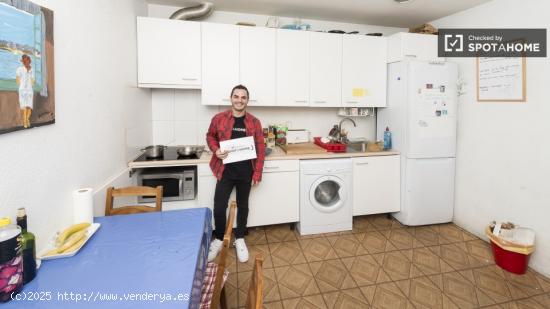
xmin=220 ymin=136 xmax=257 ymax=164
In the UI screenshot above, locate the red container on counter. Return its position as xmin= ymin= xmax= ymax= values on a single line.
xmin=314 ymin=137 xmax=346 ymax=152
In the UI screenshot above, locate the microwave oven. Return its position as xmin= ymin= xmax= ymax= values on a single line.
xmin=137 ymin=166 xmax=196 ymax=202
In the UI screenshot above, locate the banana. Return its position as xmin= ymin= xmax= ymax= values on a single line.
xmin=60 ymin=236 xmax=87 ymax=253
xmin=56 ymin=222 xmax=90 ymax=246
xmin=42 ymin=248 xmax=60 ymax=257
xmin=57 ymin=230 xmax=87 ymax=253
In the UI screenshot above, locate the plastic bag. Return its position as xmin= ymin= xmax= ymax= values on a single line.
xmin=485 ymin=222 xmax=535 ymax=255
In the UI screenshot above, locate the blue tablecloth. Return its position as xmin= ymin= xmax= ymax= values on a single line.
xmin=4 ymin=208 xmax=212 ymax=309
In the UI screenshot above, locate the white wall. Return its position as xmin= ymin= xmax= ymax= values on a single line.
xmin=148 ymin=5 xmax=406 ymax=146
xmin=148 ymin=4 xmax=406 ymax=34
xmin=151 ymin=89 xmax=376 ymax=145
xmin=0 ymin=0 xmax=151 ymax=252
xmin=431 ymin=0 xmax=550 ymax=276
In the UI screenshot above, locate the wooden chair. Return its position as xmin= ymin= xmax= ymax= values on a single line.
xmin=104 ymin=186 xmax=163 ymax=216
xmin=202 ymin=201 xmax=237 ymax=309
xmin=245 ymin=254 xmax=264 ymax=309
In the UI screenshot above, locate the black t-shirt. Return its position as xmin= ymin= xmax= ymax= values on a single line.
xmin=223 ymin=115 xmax=253 ymax=180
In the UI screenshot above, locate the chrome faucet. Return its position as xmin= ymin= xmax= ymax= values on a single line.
xmin=338 ymin=117 xmax=356 ymax=144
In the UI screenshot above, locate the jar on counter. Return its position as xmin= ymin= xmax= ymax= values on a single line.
xmin=0 ymin=218 xmax=23 ymax=302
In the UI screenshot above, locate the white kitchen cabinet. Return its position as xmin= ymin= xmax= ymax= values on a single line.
xmin=137 ymin=17 xmax=201 ymax=88
xmin=276 ymin=29 xmax=310 ymax=107
xmin=387 ymin=32 xmax=444 ymax=63
xmin=201 ymin=23 xmax=239 ymax=106
xmin=248 ymin=160 xmax=299 ymax=226
xmin=342 ymin=35 xmax=387 ymax=107
xmin=352 ymin=155 xmax=400 ymax=216
xmin=240 ymin=26 xmax=276 ymax=106
xmin=310 ymin=32 xmax=342 ymax=107
xmin=197 ymin=161 xmax=299 ymax=227
xmin=197 ymin=163 xmax=216 ymax=212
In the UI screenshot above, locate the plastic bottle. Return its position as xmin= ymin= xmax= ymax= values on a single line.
xmin=383 ymin=127 xmax=392 ymax=150
xmin=16 ymin=208 xmax=36 ymax=284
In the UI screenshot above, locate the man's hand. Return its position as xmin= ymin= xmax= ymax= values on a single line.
xmin=252 ymin=179 xmax=261 ymax=186
xmin=215 ymin=149 xmax=228 ymax=160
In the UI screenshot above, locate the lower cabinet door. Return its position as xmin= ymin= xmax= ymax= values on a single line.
xmin=352 ymin=155 xmax=400 ymax=216
xmin=247 ymin=170 xmax=299 ymax=227
xmin=197 ymin=162 xmax=299 ymax=228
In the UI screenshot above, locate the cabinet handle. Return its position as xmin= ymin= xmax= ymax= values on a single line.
xmin=355 ymin=162 xmax=369 ymax=165
xmin=404 ymin=54 xmax=418 ymax=58
xmin=222 ymin=99 xmax=229 ymax=102
xmin=314 ymin=100 xmax=327 ymax=103
xmin=346 ymin=101 xmax=358 ymax=104
xmin=265 ymin=166 xmax=279 ymax=170
xmin=294 ymin=100 xmax=307 ymax=103
xmin=181 ymin=77 xmax=198 ymax=80
xmin=249 ymin=99 xmax=258 ymax=102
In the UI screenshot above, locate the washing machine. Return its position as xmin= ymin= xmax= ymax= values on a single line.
xmin=298 ymin=158 xmax=353 ymax=235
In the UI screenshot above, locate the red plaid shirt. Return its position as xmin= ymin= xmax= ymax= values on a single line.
xmin=206 ymin=110 xmax=265 ymax=182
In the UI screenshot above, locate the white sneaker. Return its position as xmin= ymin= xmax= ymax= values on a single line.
xmin=234 ymin=238 xmax=249 ymax=263
xmin=208 ymin=239 xmax=223 ymax=262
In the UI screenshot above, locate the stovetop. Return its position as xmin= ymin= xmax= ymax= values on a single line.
xmin=134 ymin=147 xmax=201 ymax=162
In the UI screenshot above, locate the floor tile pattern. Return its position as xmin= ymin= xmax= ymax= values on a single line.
xmin=218 ymin=215 xmax=550 ymax=308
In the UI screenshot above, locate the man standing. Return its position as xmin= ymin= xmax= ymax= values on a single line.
xmin=16 ymin=54 xmax=34 ymax=128
xmin=206 ymin=85 xmax=265 ymax=263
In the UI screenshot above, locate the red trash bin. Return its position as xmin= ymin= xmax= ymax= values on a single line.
xmin=485 ymin=225 xmax=535 ymax=275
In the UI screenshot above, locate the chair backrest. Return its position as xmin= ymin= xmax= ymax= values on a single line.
xmin=105 ymin=186 xmax=163 ymax=216
xmin=210 ymin=201 xmax=237 ymax=309
xmin=245 ymin=254 xmax=264 ymax=309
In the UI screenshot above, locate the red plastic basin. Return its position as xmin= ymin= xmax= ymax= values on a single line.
xmin=490 ymin=240 xmax=532 ymax=275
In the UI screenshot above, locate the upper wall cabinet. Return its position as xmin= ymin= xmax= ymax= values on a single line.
xmin=137 ymin=17 xmax=201 ymax=88
xmin=387 ymin=32 xmax=443 ymax=63
xmin=342 ymin=35 xmax=387 ymax=107
xmin=239 ymin=27 xmax=276 ymax=106
xmin=201 ymin=23 xmax=239 ymax=106
xmin=310 ymin=32 xmax=342 ymax=107
xmin=276 ymin=29 xmax=310 ymax=107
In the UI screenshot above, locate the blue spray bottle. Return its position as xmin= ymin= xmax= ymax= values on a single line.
xmin=383 ymin=127 xmax=392 ymax=150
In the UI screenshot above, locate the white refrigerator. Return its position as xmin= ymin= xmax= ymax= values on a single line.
xmin=377 ymin=60 xmax=458 ymax=226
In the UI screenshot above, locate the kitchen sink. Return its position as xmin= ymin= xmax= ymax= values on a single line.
xmin=346 ymin=138 xmax=368 ymax=153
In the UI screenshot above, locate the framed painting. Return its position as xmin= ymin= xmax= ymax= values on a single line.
xmin=0 ymin=0 xmax=54 ymax=134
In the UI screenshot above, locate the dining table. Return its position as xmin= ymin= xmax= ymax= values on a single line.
xmin=3 ymin=207 xmax=212 ymax=309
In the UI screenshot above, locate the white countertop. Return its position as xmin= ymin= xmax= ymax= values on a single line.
xmin=128 ymin=146 xmax=400 ymax=169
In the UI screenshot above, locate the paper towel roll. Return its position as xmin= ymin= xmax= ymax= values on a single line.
xmin=73 ymin=188 xmax=94 ymax=224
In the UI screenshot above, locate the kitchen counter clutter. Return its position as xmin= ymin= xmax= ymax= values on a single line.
xmin=128 ymin=145 xmax=399 ymax=168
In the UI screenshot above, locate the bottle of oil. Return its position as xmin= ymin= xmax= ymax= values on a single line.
xmin=16 ymin=208 xmax=36 ymax=284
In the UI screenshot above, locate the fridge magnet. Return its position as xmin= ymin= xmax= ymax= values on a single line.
xmin=426 ymin=84 xmax=433 ymax=89
xmin=440 ymin=85 xmax=446 ymax=92
xmin=0 ymin=0 xmax=55 ymax=135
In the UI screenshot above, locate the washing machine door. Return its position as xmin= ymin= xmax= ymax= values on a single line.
xmin=309 ymin=175 xmax=347 ymax=213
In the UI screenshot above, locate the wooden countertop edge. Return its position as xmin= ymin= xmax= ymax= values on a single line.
xmin=128 ymin=149 xmax=400 ymax=168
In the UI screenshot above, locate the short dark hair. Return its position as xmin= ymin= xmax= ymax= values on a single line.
xmin=230 ymin=84 xmax=249 ymax=98
xmin=21 ymin=54 xmax=31 ymax=61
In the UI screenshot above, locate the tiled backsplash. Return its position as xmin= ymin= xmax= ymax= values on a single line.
xmin=151 ymin=89 xmax=377 ymax=146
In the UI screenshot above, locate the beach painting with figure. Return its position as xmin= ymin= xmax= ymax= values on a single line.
xmin=0 ymin=0 xmax=54 ymax=134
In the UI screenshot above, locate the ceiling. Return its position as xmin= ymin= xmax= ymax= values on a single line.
xmin=147 ymin=0 xmax=491 ymax=27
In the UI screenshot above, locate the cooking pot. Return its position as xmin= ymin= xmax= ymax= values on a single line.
xmin=141 ymin=145 xmax=166 ymax=158
xmin=177 ymin=145 xmax=205 ymax=157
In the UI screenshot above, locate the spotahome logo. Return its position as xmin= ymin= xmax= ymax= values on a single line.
xmin=438 ymin=29 xmax=546 ymax=57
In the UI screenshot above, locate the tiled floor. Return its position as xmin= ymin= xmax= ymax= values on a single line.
xmin=219 ymin=215 xmax=550 ymax=309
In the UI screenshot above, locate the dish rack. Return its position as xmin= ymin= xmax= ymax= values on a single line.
xmin=313 ymin=137 xmax=346 ymax=153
